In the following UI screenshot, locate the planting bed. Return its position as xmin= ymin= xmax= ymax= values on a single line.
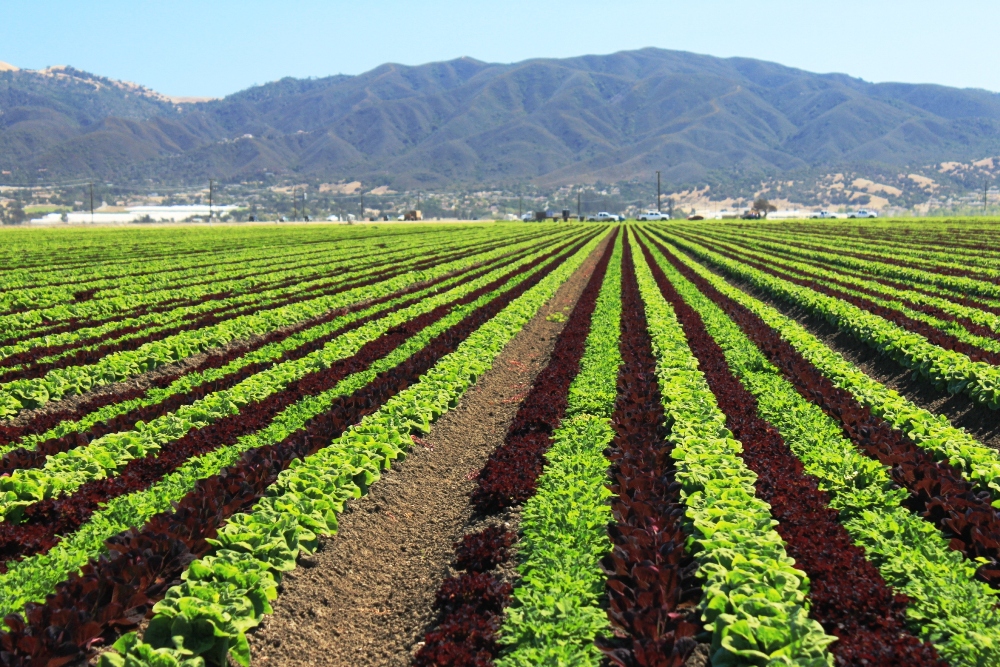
xmin=2 ymin=220 xmax=1000 ymax=667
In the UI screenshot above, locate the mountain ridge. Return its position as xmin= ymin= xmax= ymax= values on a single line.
xmin=2 ymin=48 xmax=1000 ymax=196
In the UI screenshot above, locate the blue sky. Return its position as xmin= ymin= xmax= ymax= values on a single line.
xmin=3 ymin=0 xmax=998 ymax=98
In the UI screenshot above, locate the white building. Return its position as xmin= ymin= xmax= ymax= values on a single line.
xmin=31 ymin=204 xmax=240 ymax=224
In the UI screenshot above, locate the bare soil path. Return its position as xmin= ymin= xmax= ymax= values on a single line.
xmin=248 ymin=236 xmax=611 ymax=667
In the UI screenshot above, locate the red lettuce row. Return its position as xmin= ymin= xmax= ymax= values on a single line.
xmin=683 ymin=229 xmax=1000 ymax=320
xmin=0 ymin=235 xmax=526 ymax=381
xmin=634 ymin=234 xmax=944 ymax=666
xmin=6 ymin=228 xmax=545 ymax=347
xmin=0 ymin=239 xmax=585 ymax=567
xmin=414 ymin=231 xmax=617 ymax=666
xmin=0 ymin=231 xmax=592 ymax=667
xmin=728 ymin=233 xmax=995 ymax=283
xmin=670 ymin=232 xmax=1000 ymax=365
xmin=595 ymin=237 xmax=702 ymax=667
xmin=0 ymin=237 xmax=543 ymax=447
xmin=2 ymin=227 xmax=556 ymax=342
xmin=688 ymin=236 xmax=1000 ymax=344
xmin=0 ymin=228 xmax=460 ymax=323
xmin=9 ymin=224 xmax=466 ymax=293
xmin=0 ymin=242 xmax=546 ymax=473
xmin=646 ymin=231 xmax=1000 ymax=588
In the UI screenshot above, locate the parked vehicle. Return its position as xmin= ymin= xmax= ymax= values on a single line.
xmin=523 ymin=209 xmax=571 ymax=221
xmin=588 ymin=211 xmax=622 ymax=222
xmin=810 ymin=210 xmax=840 ymax=219
xmin=636 ymin=210 xmax=668 ymax=221
xmin=849 ymin=209 xmax=878 ymax=219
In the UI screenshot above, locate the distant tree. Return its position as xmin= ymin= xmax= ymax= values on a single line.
xmin=752 ymin=197 xmax=777 ymax=218
xmin=1 ymin=202 xmax=25 ymax=225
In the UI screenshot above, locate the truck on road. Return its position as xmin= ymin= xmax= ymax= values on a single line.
xmin=636 ymin=210 xmax=668 ymax=221
xmin=587 ymin=211 xmax=624 ymax=222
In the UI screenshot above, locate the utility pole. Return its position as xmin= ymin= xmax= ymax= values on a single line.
xmin=656 ymin=171 xmax=661 ymax=212
xmin=985 ymin=180 xmax=989 ymax=214
xmin=577 ymin=191 xmax=581 ymax=220
xmin=292 ymin=187 xmax=297 ymax=222
xmin=518 ymin=196 xmax=523 ymax=219
xmin=89 ymin=183 xmax=94 ymax=224
xmin=360 ymin=193 xmax=364 ymax=221
xmin=209 ymin=179 xmax=214 ymax=220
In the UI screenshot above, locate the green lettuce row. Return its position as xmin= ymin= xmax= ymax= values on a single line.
xmin=705 ymin=225 xmax=1000 ymax=280
xmin=655 ymin=237 xmax=1000 ymax=508
xmin=643 ymin=234 xmax=1000 ymax=667
xmin=0 ymin=247 xmax=524 ymax=458
xmin=0 ymin=261 xmax=538 ymax=616
xmin=0 ymin=226 xmax=531 ymax=369
xmin=680 ymin=225 xmax=1000 ymax=313
xmin=2 ymin=226 xmax=559 ymax=360
xmin=662 ymin=233 xmax=1000 ymax=410
xmin=0 ymin=222 xmax=490 ymax=292
xmin=0 ymin=238 xmax=574 ymax=521
xmin=0 ymin=232 xmax=474 ymax=362
xmin=0 ymin=232 xmax=444 ymax=339
xmin=718 ymin=225 xmax=1000 ymax=278
xmin=683 ymin=232 xmax=1000 ymax=346
xmin=96 ymin=230 xmax=608 ymax=667
xmin=495 ymin=230 xmax=623 ymax=666
xmin=0 ymin=227 xmax=584 ymax=420
xmin=0 ymin=232 xmax=607 ymax=618
xmin=675 ymin=229 xmax=1000 ymax=300
xmin=0 ymin=225 xmax=524 ymax=335
xmin=632 ymin=232 xmax=835 ymax=667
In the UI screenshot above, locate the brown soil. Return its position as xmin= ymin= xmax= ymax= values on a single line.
xmin=248 ymin=237 xmax=611 ymax=667
xmin=716 ymin=269 xmax=1000 ymax=450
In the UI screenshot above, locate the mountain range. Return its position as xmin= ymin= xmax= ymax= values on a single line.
xmin=2 ymin=48 xmax=1000 ymax=194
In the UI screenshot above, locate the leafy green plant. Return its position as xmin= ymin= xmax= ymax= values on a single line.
xmin=664 ymin=233 xmax=1000 ymax=409
xmin=0 ymin=242 xmax=573 ymax=519
xmin=497 ymin=231 xmax=623 ymax=666
xmin=644 ymin=234 xmax=1000 ymax=666
xmin=95 ymin=231 xmax=607 ymax=667
xmin=631 ymin=232 xmax=835 ymax=667
xmin=659 ymin=233 xmax=1000 ymax=504
xmin=0 ymin=237 xmax=594 ymax=617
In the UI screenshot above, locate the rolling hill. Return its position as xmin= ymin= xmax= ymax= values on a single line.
xmin=2 ymin=48 xmax=1000 ymax=192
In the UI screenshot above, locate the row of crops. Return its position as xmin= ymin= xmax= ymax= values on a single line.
xmin=1 ymin=220 xmax=999 ymax=666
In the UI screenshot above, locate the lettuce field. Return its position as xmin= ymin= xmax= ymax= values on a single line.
xmin=0 ymin=220 xmax=999 ymax=667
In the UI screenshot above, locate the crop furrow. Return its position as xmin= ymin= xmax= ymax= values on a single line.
xmin=0 ymin=237 xmax=588 ymax=566
xmin=635 ymin=234 xmax=943 ymax=665
xmin=0 ymin=236 xmax=521 ymax=375
xmin=0 ymin=246 xmax=538 ymax=473
xmin=414 ymin=230 xmax=616 ymax=666
xmin=595 ymin=237 xmax=702 ymax=666
xmin=645 ymin=231 xmax=1000 ymax=589
xmin=0 ymin=231 xmax=601 ymax=667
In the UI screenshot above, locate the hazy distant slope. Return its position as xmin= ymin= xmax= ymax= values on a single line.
xmin=2 ymin=48 xmax=1000 ymax=188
